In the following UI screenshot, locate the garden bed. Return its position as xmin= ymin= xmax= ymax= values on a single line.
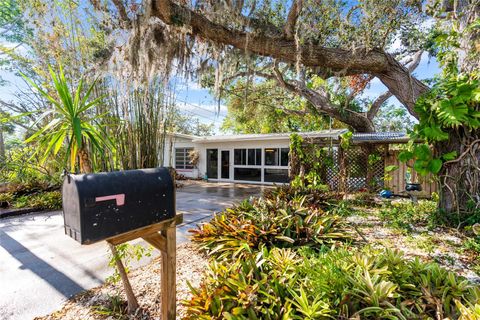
xmin=36 ymin=189 xmax=480 ymax=319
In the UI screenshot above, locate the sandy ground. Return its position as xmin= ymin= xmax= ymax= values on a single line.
xmin=34 ymin=242 xmax=208 ymax=320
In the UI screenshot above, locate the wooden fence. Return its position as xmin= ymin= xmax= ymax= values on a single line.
xmin=384 ymin=150 xmax=438 ymax=196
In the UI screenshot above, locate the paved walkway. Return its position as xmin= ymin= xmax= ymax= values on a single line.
xmin=0 ymin=181 xmax=266 ymax=320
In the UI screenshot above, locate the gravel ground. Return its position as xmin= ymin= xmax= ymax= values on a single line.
xmin=348 ymin=213 xmax=480 ymax=283
xmin=34 ymin=242 xmax=208 ymax=320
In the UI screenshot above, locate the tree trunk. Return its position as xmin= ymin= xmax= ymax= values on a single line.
xmin=78 ymin=146 xmax=93 ymax=173
xmin=436 ymin=129 xmax=480 ymax=223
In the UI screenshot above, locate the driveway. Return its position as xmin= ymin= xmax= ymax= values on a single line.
xmin=0 ymin=182 xmax=266 ymax=320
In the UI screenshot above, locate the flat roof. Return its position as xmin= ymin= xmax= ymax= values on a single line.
xmin=352 ymin=132 xmax=410 ymax=143
xmin=191 ymin=129 xmax=348 ymax=143
xmin=169 ymin=130 xmax=411 ymax=144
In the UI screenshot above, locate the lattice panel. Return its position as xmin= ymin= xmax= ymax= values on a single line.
xmin=344 ymin=146 xmax=385 ymax=192
xmin=324 ymin=148 xmax=339 ymax=191
xmin=370 ymin=146 xmax=386 ymax=191
xmin=301 ymin=142 xmax=387 ymax=193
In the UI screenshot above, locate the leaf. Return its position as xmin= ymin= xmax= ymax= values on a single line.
xmin=398 ymin=151 xmax=413 ymax=162
xmin=442 ymin=151 xmax=457 ymax=161
xmin=72 ymin=117 xmax=83 ymax=148
xmin=437 ymin=100 xmax=469 ymax=126
xmin=422 ymin=125 xmax=449 ymax=141
xmin=413 ymin=160 xmax=429 ymax=176
xmin=414 ymin=144 xmax=431 ymax=160
xmin=385 ymin=165 xmax=399 ymax=173
xmin=275 ymin=236 xmax=295 ymax=244
xmin=428 ymin=158 xmax=443 ymax=174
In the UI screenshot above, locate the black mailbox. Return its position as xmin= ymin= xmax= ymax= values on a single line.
xmin=62 ymin=168 xmax=175 ymax=244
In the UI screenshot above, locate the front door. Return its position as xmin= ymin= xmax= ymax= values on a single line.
xmin=206 ymin=149 xmax=218 ymax=179
xmin=221 ymin=150 xmax=230 ymax=179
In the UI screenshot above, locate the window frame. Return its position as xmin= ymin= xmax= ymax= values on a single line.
xmin=175 ymin=147 xmax=194 ymax=170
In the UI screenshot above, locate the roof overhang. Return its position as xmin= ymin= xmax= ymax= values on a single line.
xmin=191 ymin=129 xmax=348 ymax=143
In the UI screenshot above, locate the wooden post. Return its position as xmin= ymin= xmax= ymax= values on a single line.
xmin=105 ymin=215 xmax=182 ymax=319
xmin=108 ymin=242 xmax=139 ymax=314
xmin=338 ymin=145 xmax=347 ymax=193
xmin=161 ymin=226 xmax=176 ymax=320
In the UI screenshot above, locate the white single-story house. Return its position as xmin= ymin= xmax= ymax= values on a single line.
xmin=163 ymin=129 xmax=348 ymax=184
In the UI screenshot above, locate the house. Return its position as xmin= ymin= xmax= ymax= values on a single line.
xmin=163 ymin=129 xmax=347 ymax=184
xmin=164 ymin=130 xmax=437 ymax=196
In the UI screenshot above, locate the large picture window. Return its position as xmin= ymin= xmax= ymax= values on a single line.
xmin=265 ymin=148 xmax=289 ymax=166
xmin=234 ymin=148 xmax=261 ymax=166
xmin=264 ymin=169 xmax=289 ymax=183
xmin=175 ymin=148 xmax=194 ymax=169
xmin=234 ymin=168 xmax=261 ymax=181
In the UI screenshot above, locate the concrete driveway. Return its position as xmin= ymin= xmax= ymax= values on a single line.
xmin=0 ymin=182 xmax=266 ymax=320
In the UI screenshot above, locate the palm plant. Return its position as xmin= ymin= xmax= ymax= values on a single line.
xmin=23 ymin=65 xmax=111 ymax=173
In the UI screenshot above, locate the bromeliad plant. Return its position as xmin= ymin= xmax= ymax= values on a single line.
xmin=184 ymin=246 xmax=480 ymax=319
xmin=190 ymin=190 xmax=350 ymax=261
xmin=23 ymin=65 xmax=112 ymax=173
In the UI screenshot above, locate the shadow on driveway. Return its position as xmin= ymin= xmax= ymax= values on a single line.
xmin=0 ymin=230 xmax=85 ymax=298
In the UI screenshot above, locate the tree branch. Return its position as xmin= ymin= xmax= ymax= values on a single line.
xmin=150 ymin=0 xmax=390 ymax=74
xmin=285 ymin=0 xmax=302 ymax=40
xmin=367 ymin=50 xmax=424 ymax=120
xmin=272 ymin=64 xmax=374 ymax=132
xmin=149 ymin=0 xmax=429 ymax=114
xmin=111 ymin=0 xmax=132 ymax=28
xmin=367 ymin=91 xmax=392 ymax=120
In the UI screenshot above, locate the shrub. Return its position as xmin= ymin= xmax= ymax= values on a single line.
xmin=13 ymin=191 xmax=62 ymax=210
xmin=0 ymin=192 xmax=14 ymax=207
xmin=184 ymin=246 xmax=480 ymax=319
xmin=379 ymin=198 xmax=438 ymax=230
xmin=190 ymin=193 xmax=350 ymax=261
xmin=262 ymin=184 xmax=342 ymax=209
xmin=184 ymin=247 xmax=302 ymax=319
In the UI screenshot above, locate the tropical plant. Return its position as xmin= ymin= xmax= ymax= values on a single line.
xmin=185 ymin=246 xmax=480 ymax=319
xmin=190 ymin=189 xmax=350 ymax=261
xmin=379 ymin=198 xmax=439 ymax=231
xmin=397 ymin=15 xmax=480 ymax=221
xmin=13 ymin=191 xmax=62 ymax=210
xmin=23 ymin=65 xmax=112 ymax=173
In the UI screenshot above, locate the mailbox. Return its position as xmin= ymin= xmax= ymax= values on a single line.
xmin=62 ymin=167 xmax=175 ymax=244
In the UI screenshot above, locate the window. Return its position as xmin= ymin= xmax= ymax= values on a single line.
xmin=234 ymin=168 xmax=261 ymax=181
xmin=175 ymin=148 xmax=194 ymax=169
xmin=264 ymin=148 xmax=278 ymax=166
xmin=281 ymin=148 xmax=289 ymax=166
xmin=265 ymin=148 xmax=289 ymax=166
xmin=264 ymin=169 xmax=289 ymax=183
xmin=234 ymin=149 xmax=247 ymax=165
xmin=235 ymin=148 xmax=261 ymax=166
xmin=248 ymin=148 xmax=262 ymax=165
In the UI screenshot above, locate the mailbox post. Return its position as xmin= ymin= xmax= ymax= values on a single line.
xmin=61 ymin=168 xmax=182 ymax=319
